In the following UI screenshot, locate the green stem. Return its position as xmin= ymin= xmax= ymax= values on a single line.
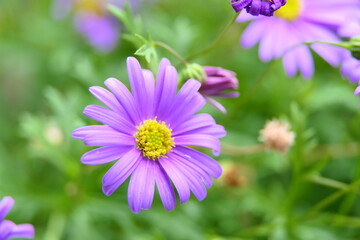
xmin=224 ymin=60 xmax=278 ymax=124
xmin=221 ymin=143 xmax=265 ymax=156
xmin=187 ymin=12 xmax=241 ymax=61
xmin=153 ymin=41 xmax=188 ymax=66
xmin=303 ymin=178 xmax=360 ymax=218
xmin=304 ymin=41 xmax=351 ymax=49
xmin=306 ymin=175 xmax=354 ymax=192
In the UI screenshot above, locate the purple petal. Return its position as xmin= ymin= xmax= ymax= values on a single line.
xmin=173 ymin=146 xmax=222 ymax=179
xmin=170 ymin=154 xmax=207 ymax=201
xmin=72 ymin=125 xmax=116 ymax=140
xmin=205 ymin=97 xmax=227 ymax=114
xmin=127 ymin=158 xmax=155 ymax=213
xmin=154 ymin=162 xmax=176 ymax=211
xmin=0 ymin=197 xmax=14 ymax=222
xmin=81 ymin=146 xmax=133 ymax=165
xmin=83 ymin=105 xmax=135 ymax=135
xmin=102 ymin=148 xmax=141 ymax=196
xmin=165 ymin=79 xmax=205 ymax=128
xmin=159 ymin=157 xmax=190 ymax=204
xmin=0 ymin=220 xmax=15 ymax=240
xmin=175 ymin=134 xmax=221 ymax=156
xmin=154 ymin=59 xmax=178 ymax=119
xmin=104 ymin=78 xmax=141 ymax=125
xmin=89 ymin=86 xmax=127 ymax=116
xmin=8 ymin=224 xmax=35 ymax=239
xmin=127 ymin=57 xmax=148 ymax=121
xmin=173 ymin=113 xmax=215 ymax=136
xmin=142 ymin=69 xmax=155 ymax=119
xmin=83 ymin=131 xmax=135 ymax=147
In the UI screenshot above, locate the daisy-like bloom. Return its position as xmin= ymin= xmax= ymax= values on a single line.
xmin=259 ymin=119 xmax=295 ymax=152
xmin=0 ymin=197 xmax=34 ymax=240
xmin=231 ymin=0 xmax=287 ymax=16
xmin=199 ymin=66 xmax=239 ymax=114
xmin=52 ymin=0 xmax=140 ymax=52
xmin=72 ymin=57 xmax=225 ymax=213
xmin=238 ymin=0 xmax=360 ymax=79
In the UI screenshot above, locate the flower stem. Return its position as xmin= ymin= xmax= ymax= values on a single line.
xmin=304 ymin=41 xmax=351 ymax=49
xmin=186 ymin=12 xmax=241 ymax=61
xmin=303 ymin=178 xmax=360 ymax=218
xmin=306 ymin=175 xmax=352 ymax=191
xmin=153 ymin=41 xmax=188 ymax=66
xmin=221 ymin=143 xmax=265 ymax=156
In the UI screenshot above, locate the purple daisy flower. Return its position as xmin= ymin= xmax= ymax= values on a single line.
xmin=73 ymin=57 xmax=225 ymax=213
xmin=231 ymin=0 xmax=287 ymax=16
xmin=52 ymin=0 xmax=141 ymax=52
xmin=199 ymin=66 xmax=239 ymax=114
xmin=238 ymin=0 xmax=360 ymax=79
xmin=0 ymin=197 xmax=34 ymax=240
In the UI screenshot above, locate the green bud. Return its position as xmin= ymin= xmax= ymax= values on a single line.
xmin=350 ymin=36 xmax=360 ymax=60
xmin=180 ymin=63 xmax=206 ymax=82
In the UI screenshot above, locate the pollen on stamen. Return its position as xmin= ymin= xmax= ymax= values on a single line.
xmin=275 ymin=0 xmax=302 ymax=21
xmin=134 ymin=119 xmax=175 ymax=160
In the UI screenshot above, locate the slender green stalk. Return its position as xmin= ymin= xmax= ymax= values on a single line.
xmin=306 ymin=175 xmax=353 ymax=191
xmin=303 ymin=179 xmax=360 ymax=218
xmin=224 ymin=60 xmax=278 ymax=124
xmin=304 ymin=41 xmax=351 ymax=49
xmin=221 ymin=143 xmax=265 ymax=156
xmin=153 ymin=41 xmax=188 ymax=66
xmin=187 ymin=12 xmax=241 ymax=61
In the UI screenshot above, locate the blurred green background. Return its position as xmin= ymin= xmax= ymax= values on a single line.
xmin=1 ymin=0 xmax=360 ymax=239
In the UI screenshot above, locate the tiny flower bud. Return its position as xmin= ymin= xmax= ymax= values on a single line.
xmin=259 ymin=119 xmax=295 ymax=152
xmin=199 ymin=66 xmax=239 ymax=113
xmin=44 ymin=124 xmax=64 ymax=146
xmin=220 ymin=162 xmax=251 ymax=188
xmin=180 ymin=63 xmax=206 ymax=82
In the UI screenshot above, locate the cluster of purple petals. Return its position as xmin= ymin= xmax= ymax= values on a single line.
xmin=52 ymin=0 xmax=142 ymax=52
xmin=200 ymin=66 xmax=239 ymax=113
xmin=73 ymin=57 xmax=225 ymax=213
xmin=0 ymin=197 xmax=34 ymax=240
xmin=231 ymin=0 xmax=286 ymax=16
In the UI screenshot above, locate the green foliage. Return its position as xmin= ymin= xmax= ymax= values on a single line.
xmin=0 ymin=0 xmax=360 ymax=239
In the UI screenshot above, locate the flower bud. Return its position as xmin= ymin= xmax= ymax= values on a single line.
xmin=199 ymin=66 xmax=239 ymax=113
xmin=180 ymin=63 xmax=206 ymax=82
xmin=259 ymin=119 xmax=295 ymax=152
xmin=231 ymin=0 xmax=287 ymax=16
xmin=219 ymin=162 xmax=251 ymax=188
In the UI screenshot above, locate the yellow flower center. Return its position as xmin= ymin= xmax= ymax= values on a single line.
xmin=275 ymin=0 xmax=303 ymax=21
xmin=75 ymin=0 xmax=104 ymax=15
xmin=134 ymin=119 xmax=174 ymax=160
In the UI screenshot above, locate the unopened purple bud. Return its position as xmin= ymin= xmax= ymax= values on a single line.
xmin=231 ymin=0 xmax=286 ymax=17
xmin=199 ymin=66 xmax=239 ymax=113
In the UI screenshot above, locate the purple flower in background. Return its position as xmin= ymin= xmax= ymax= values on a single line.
xmin=0 ymin=197 xmax=34 ymax=240
xmin=238 ymin=0 xmax=360 ymax=79
xmin=73 ymin=57 xmax=225 ymax=213
xmin=231 ymin=0 xmax=286 ymax=16
xmin=52 ymin=0 xmax=140 ymax=52
xmin=341 ymin=54 xmax=360 ymax=84
xmin=199 ymin=66 xmax=239 ymax=113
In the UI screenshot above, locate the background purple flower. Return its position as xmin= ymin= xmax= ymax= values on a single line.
xmin=52 ymin=0 xmax=141 ymax=52
xmin=199 ymin=66 xmax=239 ymax=114
xmin=0 ymin=197 xmax=34 ymax=240
xmin=73 ymin=57 xmax=225 ymax=213
xmin=238 ymin=0 xmax=360 ymax=79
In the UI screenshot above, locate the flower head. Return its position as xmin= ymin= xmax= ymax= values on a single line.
xmin=238 ymin=0 xmax=360 ymax=79
xmin=73 ymin=57 xmax=225 ymax=213
xmin=231 ymin=0 xmax=287 ymax=16
xmin=52 ymin=0 xmax=141 ymax=52
xmin=199 ymin=66 xmax=239 ymax=113
xmin=0 ymin=197 xmax=34 ymax=240
xmin=259 ymin=119 xmax=295 ymax=152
